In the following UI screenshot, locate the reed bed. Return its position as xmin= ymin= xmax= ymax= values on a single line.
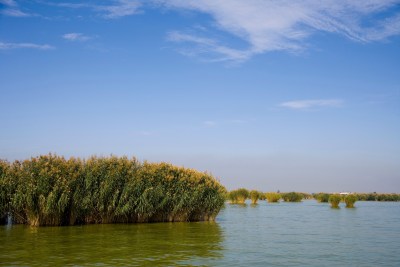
xmin=329 ymin=194 xmax=341 ymax=208
xmin=265 ymin=192 xmax=281 ymax=203
xmin=249 ymin=190 xmax=263 ymax=204
xmin=0 ymin=155 xmax=226 ymax=226
xmin=313 ymin=192 xmax=400 ymax=202
xmin=344 ymin=194 xmax=357 ymax=208
xmin=281 ymin=192 xmax=303 ymax=202
xmin=354 ymin=193 xmax=400 ymax=201
xmin=314 ymin=193 xmax=331 ymax=203
xmin=0 ymin=160 xmax=11 ymax=224
xmin=228 ymin=188 xmax=249 ymax=204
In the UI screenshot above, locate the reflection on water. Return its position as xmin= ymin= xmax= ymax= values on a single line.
xmin=1 ymin=201 xmax=400 ymax=266
xmin=0 ymin=222 xmax=223 ymax=266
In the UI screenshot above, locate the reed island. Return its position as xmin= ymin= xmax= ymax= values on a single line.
xmin=0 ymin=154 xmax=226 ymax=226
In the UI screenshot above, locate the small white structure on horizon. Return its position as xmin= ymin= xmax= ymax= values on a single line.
xmin=339 ymin=192 xmax=351 ymax=195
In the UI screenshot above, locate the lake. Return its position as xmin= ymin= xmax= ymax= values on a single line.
xmin=1 ymin=200 xmax=399 ymax=266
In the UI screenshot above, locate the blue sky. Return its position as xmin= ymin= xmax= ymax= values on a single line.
xmin=1 ymin=0 xmax=400 ymax=193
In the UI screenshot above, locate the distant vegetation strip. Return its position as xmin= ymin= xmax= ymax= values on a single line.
xmin=226 ymin=189 xmax=400 ymax=204
xmin=227 ymin=189 xmax=312 ymax=203
xmin=0 ymin=155 xmax=226 ymax=226
xmin=314 ymin=192 xmax=400 ymax=202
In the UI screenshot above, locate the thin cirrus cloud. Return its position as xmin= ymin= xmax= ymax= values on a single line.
xmin=134 ymin=131 xmax=154 ymax=137
xmin=3 ymin=1 xmax=399 ymax=62
xmin=62 ymin=33 xmax=93 ymax=42
xmin=0 ymin=0 xmax=30 ymax=17
xmin=160 ymin=0 xmax=400 ymax=62
xmin=0 ymin=0 xmax=16 ymax=5
xmin=203 ymin=121 xmax=217 ymax=127
xmin=98 ymin=0 xmax=142 ymax=19
xmin=50 ymin=0 xmax=142 ymax=19
xmin=167 ymin=31 xmax=250 ymax=62
xmin=279 ymin=99 xmax=344 ymax=110
xmin=203 ymin=119 xmax=249 ymax=127
xmin=0 ymin=42 xmax=54 ymax=50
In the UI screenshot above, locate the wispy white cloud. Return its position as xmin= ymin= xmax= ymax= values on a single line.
xmin=203 ymin=121 xmax=217 ymax=127
xmin=158 ymin=0 xmax=400 ymax=62
xmin=7 ymin=1 xmax=398 ymax=61
xmin=363 ymin=13 xmax=400 ymax=41
xmin=52 ymin=2 xmax=91 ymax=9
xmin=62 ymin=33 xmax=93 ymax=42
xmin=1 ymin=8 xmax=29 ymax=17
xmin=167 ymin=31 xmax=250 ymax=62
xmin=134 ymin=131 xmax=154 ymax=136
xmin=49 ymin=0 xmax=142 ymax=19
xmin=97 ymin=0 xmax=142 ymax=19
xmin=280 ymin=99 xmax=344 ymax=110
xmin=228 ymin=119 xmax=247 ymax=124
xmin=0 ymin=42 xmax=55 ymax=50
xmin=203 ymin=119 xmax=250 ymax=127
xmin=0 ymin=0 xmax=30 ymax=17
xmin=0 ymin=0 xmax=16 ymax=7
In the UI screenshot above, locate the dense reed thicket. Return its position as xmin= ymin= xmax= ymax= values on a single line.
xmin=249 ymin=190 xmax=263 ymax=204
xmin=344 ymin=194 xmax=357 ymax=208
xmin=265 ymin=192 xmax=281 ymax=203
xmin=227 ymin=190 xmax=310 ymax=204
xmin=0 ymin=155 xmax=226 ymax=226
xmin=228 ymin=188 xmax=249 ymax=204
xmin=314 ymin=193 xmax=331 ymax=203
xmin=0 ymin=160 xmax=10 ymax=224
xmin=329 ymin=194 xmax=341 ymax=208
xmin=313 ymin=193 xmax=400 ymax=202
xmin=353 ymin=193 xmax=400 ymax=201
xmin=281 ymin=192 xmax=303 ymax=202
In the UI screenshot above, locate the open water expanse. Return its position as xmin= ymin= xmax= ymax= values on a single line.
xmin=1 ymin=200 xmax=400 ymax=266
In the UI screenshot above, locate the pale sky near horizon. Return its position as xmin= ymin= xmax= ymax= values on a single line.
xmin=1 ymin=1 xmax=400 ymax=193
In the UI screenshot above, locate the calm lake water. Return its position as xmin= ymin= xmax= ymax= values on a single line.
xmin=1 ymin=200 xmax=400 ymax=266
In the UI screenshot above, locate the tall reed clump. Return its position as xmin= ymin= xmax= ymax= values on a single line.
xmin=228 ymin=188 xmax=249 ymax=204
xmin=0 ymin=160 xmax=10 ymax=224
xmin=329 ymin=194 xmax=341 ymax=208
xmin=4 ymin=154 xmax=226 ymax=226
xmin=281 ymin=192 xmax=303 ymax=202
xmin=75 ymin=156 xmax=139 ymax=224
xmin=10 ymin=155 xmax=84 ymax=226
xmin=128 ymin=162 xmax=226 ymax=222
xmin=314 ymin=193 xmax=330 ymax=203
xmin=249 ymin=190 xmax=262 ymax=204
xmin=301 ymin=192 xmax=313 ymax=200
xmin=265 ymin=192 xmax=281 ymax=203
xmin=344 ymin=194 xmax=357 ymax=208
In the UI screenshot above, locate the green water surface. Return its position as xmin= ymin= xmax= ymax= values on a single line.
xmin=1 ymin=201 xmax=400 ymax=266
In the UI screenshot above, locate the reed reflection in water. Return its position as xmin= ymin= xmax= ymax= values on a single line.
xmin=0 ymin=222 xmax=223 ymax=266
xmin=2 ymin=201 xmax=400 ymax=266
